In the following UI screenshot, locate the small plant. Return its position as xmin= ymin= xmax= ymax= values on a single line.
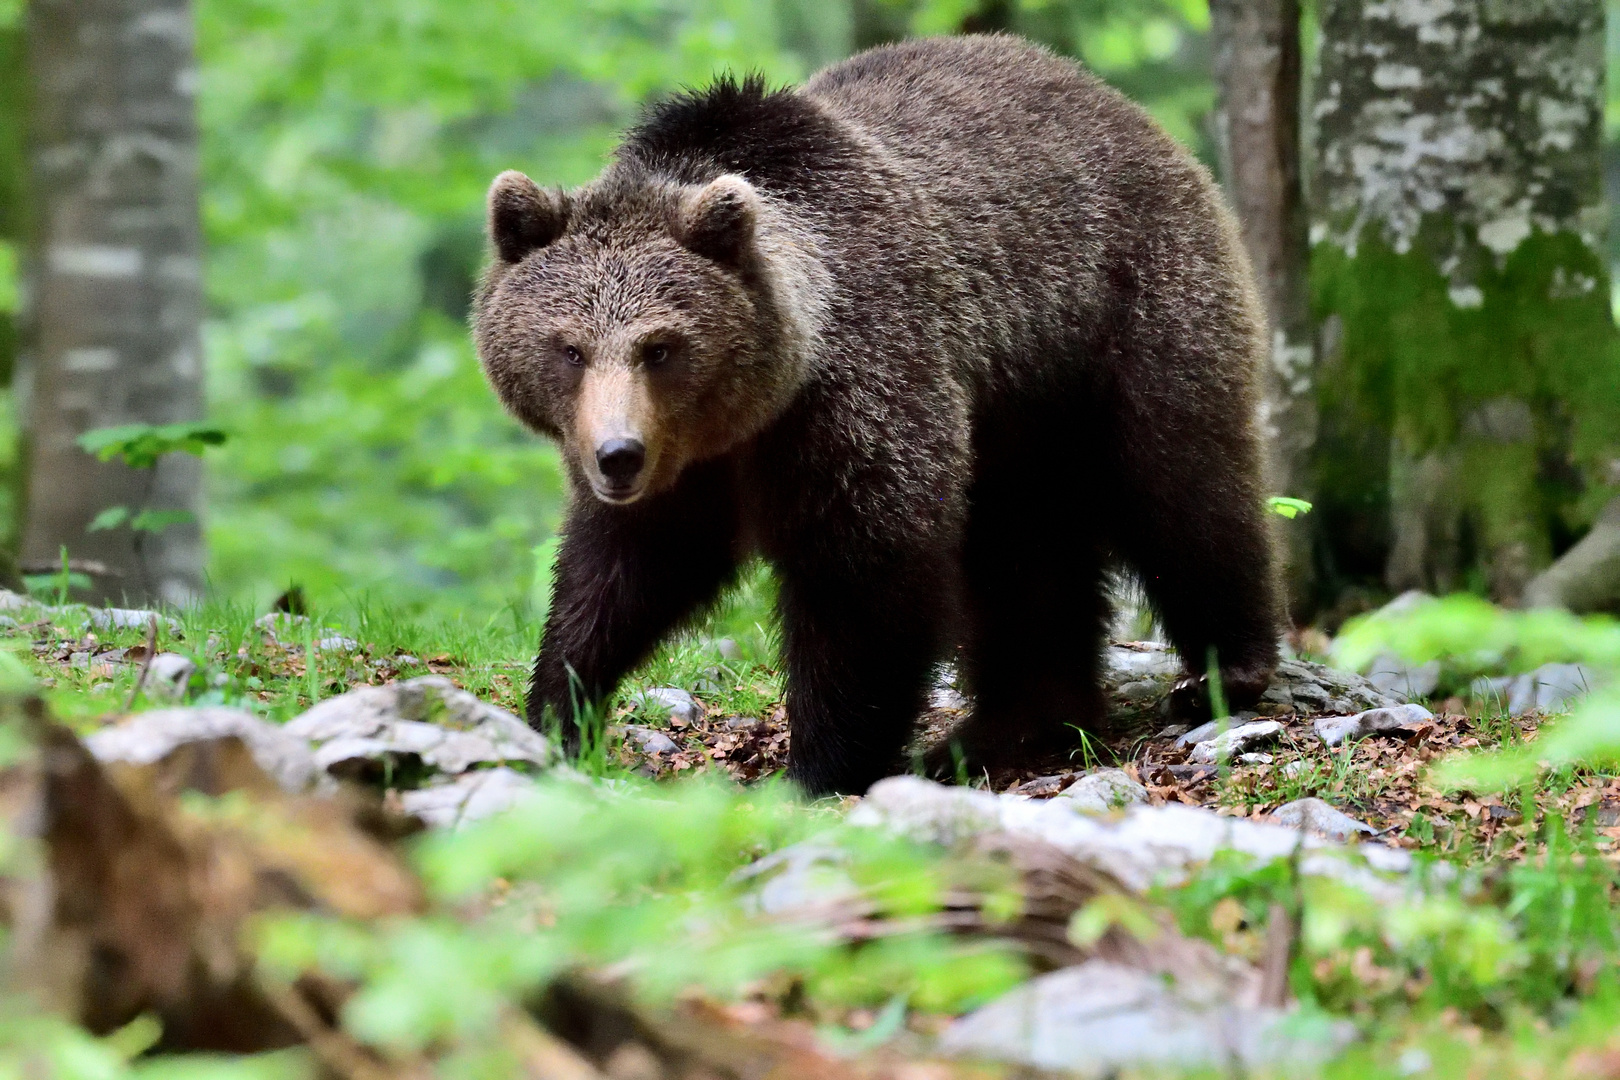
xmin=75 ymin=422 xmax=230 ymax=537
xmin=21 ymin=547 xmax=91 ymax=604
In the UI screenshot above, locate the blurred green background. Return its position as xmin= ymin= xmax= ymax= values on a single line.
xmin=0 ymin=0 xmax=1218 ymax=616
xmin=0 ymin=0 xmax=1612 ymax=618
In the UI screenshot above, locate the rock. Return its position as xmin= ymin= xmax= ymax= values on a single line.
xmin=714 ymin=637 xmax=741 ymax=662
xmin=929 ymin=685 xmax=969 ymax=711
xmin=1005 ymin=774 xmax=1069 ymax=797
xmin=1271 ymin=798 xmax=1375 ymax=841
xmin=1155 ymin=723 xmax=1190 ymax=740
xmin=1471 ymin=663 xmax=1596 ymax=716
xmin=1314 ymin=702 xmax=1434 ymax=747
xmin=1054 ymin=768 xmax=1148 ymax=814
xmin=1238 ymin=752 xmax=1273 ymax=766
xmin=144 ymin=653 xmax=197 ymax=700
xmin=286 ymin=677 xmax=557 ymax=779
xmin=1366 ymin=652 xmax=1441 ymax=699
xmin=851 ymin=777 xmax=1414 ymax=899
xmin=1282 ymin=759 xmax=1311 ymax=780
xmin=940 ymin=961 xmax=1353 ymax=1077
xmin=0 ymin=589 xmax=32 ymax=611
xmin=315 ymin=635 xmax=360 ymax=653
xmin=1189 ymin=720 xmax=1284 ymax=764
xmin=87 ymin=707 xmax=317 ymax=792
xmin=735 ymin=841 xmax=859 ymax=916
xmin=1108 ymin=642 xmax=1401 ymax=724
xmin=621 ymin=725 xmax=679 ymax=755
xmin=84 ymin=607 xmax=181 ymax=634
xmin=632 ymin=687 xmax=702 ymax=727
xmin=399 ymin=767 xmax=540 ymax=828
xmin=1174 ymin=720 xmax=1221 ymax=748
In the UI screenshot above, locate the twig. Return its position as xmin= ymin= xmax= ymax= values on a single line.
xmin=124 ymin=613 xmax=159 ymax=711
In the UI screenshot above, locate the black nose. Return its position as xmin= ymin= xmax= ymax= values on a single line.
xmin=595 ymin=438 xmax=646 ymax=486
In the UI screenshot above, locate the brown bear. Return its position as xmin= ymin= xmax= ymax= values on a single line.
xmin=473 ymin=34 xmax=1280 ymax=796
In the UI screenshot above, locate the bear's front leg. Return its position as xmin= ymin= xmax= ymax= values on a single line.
xmin=775 ymin=550 xmax=948 ymax=796
xmin=529 ymin=467 xmax=738 ymax=753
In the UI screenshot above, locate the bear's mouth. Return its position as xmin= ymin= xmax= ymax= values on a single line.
xmin=591 ymin=481 xmax=647 ymax=506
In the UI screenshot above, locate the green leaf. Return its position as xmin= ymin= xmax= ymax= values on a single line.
xmin=1267 ymin=496 xmax=1314 ymax=519
xmin=130 ymin=509 xmax=197 ymax=534
xmin=77 ymin=424 xmax=230 ymax=469
xmin=87 ymin=506 xmax=131 ymax=532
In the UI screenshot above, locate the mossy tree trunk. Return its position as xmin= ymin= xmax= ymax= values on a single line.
xmin=1210 ymin=0 xmax=1316 ymax=623
xmin=1311 ymin=0 xmax=1620 ymax=608
xmin=19 ymin=0 xmax=206 ymax=604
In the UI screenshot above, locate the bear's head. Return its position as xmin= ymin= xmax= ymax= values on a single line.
xmin=473 ymin=169 xmax=823 ymax=506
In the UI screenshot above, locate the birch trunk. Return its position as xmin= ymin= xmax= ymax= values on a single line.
xmin=1311 ymin=0 xmax=1619 ymax=606
xmin=1210 ymin=0 xmax=1317 ymax=623
xmin=19 ymin=0 xmax=205 ymax=605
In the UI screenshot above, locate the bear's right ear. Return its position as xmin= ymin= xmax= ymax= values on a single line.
xmin=488 ymin=171 xmax=567 ymax=264
xmin=673 ymin=174 xmax=760 ymax=265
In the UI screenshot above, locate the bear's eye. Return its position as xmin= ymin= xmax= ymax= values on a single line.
xmin=562 ymin=345 xmax=584 ymax=367
xmin=643 ymin=343 xmax=670 ymax=367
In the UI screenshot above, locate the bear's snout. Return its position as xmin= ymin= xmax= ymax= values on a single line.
xmin=595 ymin=437 xmax=647 ymax=494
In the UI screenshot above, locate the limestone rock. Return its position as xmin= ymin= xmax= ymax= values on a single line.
xmin=1054 ymin=768 xmax=1148 ymax=814
xmin=1272 ymin=798 xmax=1376 ymax=842
xmin=286 ymin=677 xmax=557 ymax=778
xmin=1189 ymin=721 xmax=1284 ymax=764
xmin=1314 ymin=702 xmax=1434 ymax=747
xmin=632 ymin=687 xmax=702 ymax=727
xmin=940 ymin=961 xmax=1353 ymax=1076
xmin=399 ymin=767 xmax=540 ymax=828
xmin=1471 ymin=663 xmax=1596 ymax=716
xmin=850 ymin=777 xmax=1413 ymax=899
xmin=87 ymin=707 xmax=317 ymax=793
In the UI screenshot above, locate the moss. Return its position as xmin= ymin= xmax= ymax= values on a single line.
xmin=1311 ymin=229 xmax=1620 ymax=595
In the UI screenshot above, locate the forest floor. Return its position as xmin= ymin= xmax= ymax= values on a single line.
xmin=19 ymin=595 xmax=1616 ymax=870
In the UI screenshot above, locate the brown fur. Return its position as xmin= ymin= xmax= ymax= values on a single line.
xmin=474 ymin=35 xmax=1281 ymax=795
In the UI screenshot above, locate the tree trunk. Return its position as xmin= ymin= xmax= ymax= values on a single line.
xmin=1311 ymin=0 xmax=1620 ymax=608
xmin=19 ymin=0 xmax=205 ymax=605
xmin=1210 ymin=0 xmax=1317 ymax=624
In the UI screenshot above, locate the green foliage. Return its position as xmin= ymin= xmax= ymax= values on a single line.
xmin=77 ymin=424 xmax=230 ymax=470
xmin=1269 ymin=496 xmax=1314 ymax=519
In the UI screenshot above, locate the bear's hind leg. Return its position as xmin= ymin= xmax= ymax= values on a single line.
xmin=937 ymin=492 xmax=1113 ymax=775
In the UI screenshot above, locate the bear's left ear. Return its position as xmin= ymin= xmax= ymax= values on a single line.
xmin=673 ymin=174 xmax=760 ymax=265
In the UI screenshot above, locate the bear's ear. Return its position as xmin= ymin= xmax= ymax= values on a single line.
xmin=488 ymin=170 xmax=567 ymax=264
xmin=673 ymin=174 xmax=760 ymax=265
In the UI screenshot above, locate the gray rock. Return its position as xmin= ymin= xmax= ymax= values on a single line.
xmin=144 ymin=653 xmax=197 ymax=700
xmin=1282 ymin=759 xmax=1312 ymax=780
xmin=851 ymin=777 xmax=1414 ymax=900
xmin=735 ymin=841 xmax=859 ymax=916
xmin=0 ymin=589 xmax=32 ymax=611
xmin=1272 ymin=798 xmax=1375 ymax=841
xmin=1471 ymin=663 xmax=1596 ymax=716
xmin=87 ymin=707 xmax=317 ymax=792
xmin=1315 ymin=702 xmax=1434 ymax=747
xmin=929 ymin=684 xmax=969 ymax=711
xmin=1367 ymin=652 xmax=1441 ymax=699
xmin=286 ymin=677 xmax=557 ymax=777
xmin=632 ymin=687 xmax=702 ymax=726
xmin=1155 ymin=723 xmax=1191 ymax=740
xmin=1055 ymin=768 xmax=1148 ymax=814
xmin=84 ymin=607 xmax=181 ymax=634
xmin=1238 ymin=752 xmax=1273 ymax=766
xmin=315 ymin=635 xmax=360 ymax=653
xmin=621 ymin=725 xmax=679 ymax=755
xmin=1189 ymin=721 xmax=1284 ymax=764
xmin=714 ymin=637 xmax=741 ymax=662
xmin=1174 ymin=720 xmax=1222 ymax=747
xmin=940 ymin=961 xmax=1353 ymax=1076
xmin=400 ymin=767 xmax=540 ymax=828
